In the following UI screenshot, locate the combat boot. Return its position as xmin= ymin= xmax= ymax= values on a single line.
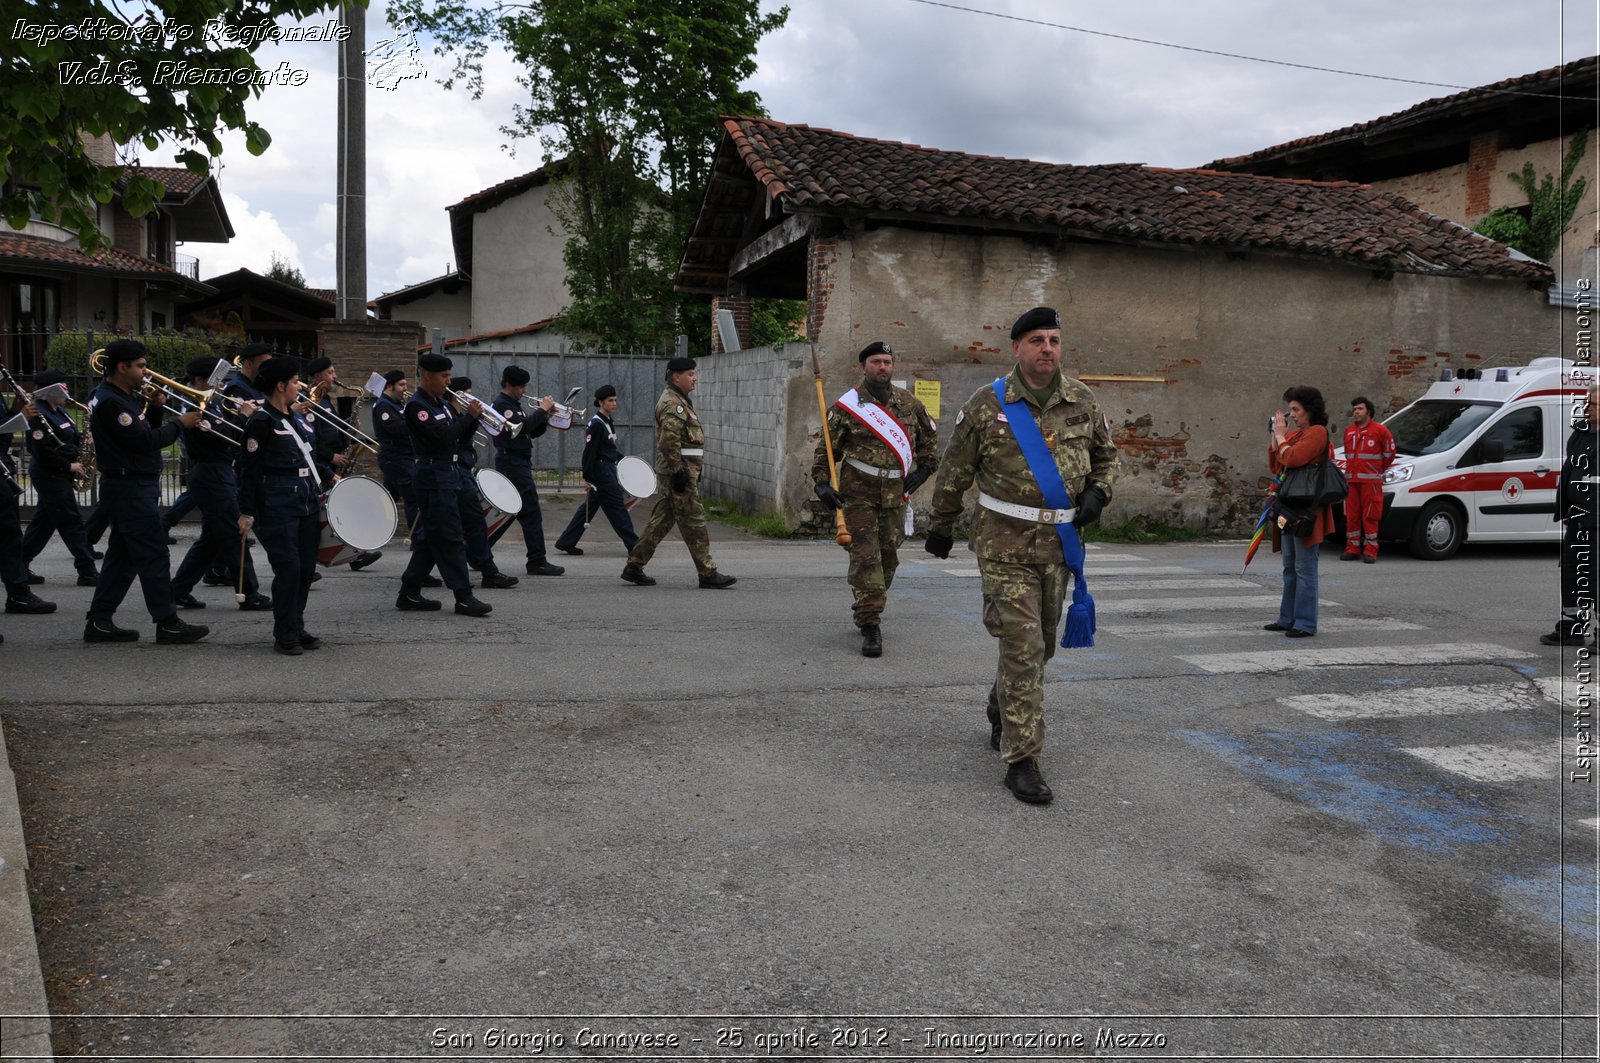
xmin=698 ymin=571 xmax=737 ymax=589
xmin=620 ymin=564 xmax=656 ymax=586
xmin=860 ymin=624 xmax=882 ymax=658
xmin=1004 ymin=758 xmax=1053 ymax=804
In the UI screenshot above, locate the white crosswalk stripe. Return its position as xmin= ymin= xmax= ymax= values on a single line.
xmin=1534 ymin=676 xmax=1597 ymax=705
xmin=1280 ymin=683 xmax=1549 ymax=720
xmin=1110 ymin=617 xmax=1425 ymax=640
xmin=1100 ymin=594 xmax=1334 ymax=614
xmin=1178 ymin=642 xmax=1536 ymax=674
xmin=1092 ymin=577 xmax=1293 ymax=591
xmin=1401 ymin=741 xmax=1567 ymax=783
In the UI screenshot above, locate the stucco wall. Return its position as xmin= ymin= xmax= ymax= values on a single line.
xmin=470 ymin=183 xmax=572 ymax=333
xmin=775 ymin=225 xmax=1565 ymax=534
xmin=388 ymin=289 xmax=471 ymax=338
xmin=1373 ymin=130 xmax=1599 ymax=285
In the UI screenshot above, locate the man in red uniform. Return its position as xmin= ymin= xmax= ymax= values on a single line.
xmin=1342 ymin=396 xmax=1396 ymax=563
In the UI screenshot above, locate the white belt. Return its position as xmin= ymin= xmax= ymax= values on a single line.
xmin=979 ymin=491 xmax=1075 ymax=525
xmin=845 ymin=457 xmax=903 ymax=479
xmin=680 ymin=448 xmax=705 ymax=457
xmin=1581 ymin=476 xmax=1600 ymax=484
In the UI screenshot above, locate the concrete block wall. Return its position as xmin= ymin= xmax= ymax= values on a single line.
xmin=693 ymin=342 xmax=804 ymax=512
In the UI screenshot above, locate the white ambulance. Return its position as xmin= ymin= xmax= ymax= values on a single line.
xmin=1350 ymin=358 xmax=1595 ymax=559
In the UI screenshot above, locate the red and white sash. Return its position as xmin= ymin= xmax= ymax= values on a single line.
xmin=836 ymin=388 xmax=912 ymax=475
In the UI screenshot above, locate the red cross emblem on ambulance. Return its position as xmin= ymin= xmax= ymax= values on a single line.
xmin=1502 ymin=477 xmax=1524 ymax=503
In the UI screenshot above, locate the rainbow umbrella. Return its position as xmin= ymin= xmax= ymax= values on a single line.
xmin=1241 ymin=475 xmax=1283 ymax=575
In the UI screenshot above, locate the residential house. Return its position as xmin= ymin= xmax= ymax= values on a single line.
xmin=676 ymin=117 xmax=1558 ymax=528
xmin=177 ymin=267 xmax=337 ymax=356
xmin=0 ymin=134 xmax=232 ymax=371
xmin=1207 ymin=56 xmax=1599 ymax=286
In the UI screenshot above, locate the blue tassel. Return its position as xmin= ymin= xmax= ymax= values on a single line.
xmin=1061 ymin=583 xmax=1095 ymax=649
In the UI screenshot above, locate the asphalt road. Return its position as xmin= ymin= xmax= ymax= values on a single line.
xmin=2 ymin=516 xmax=1594 ymax=1061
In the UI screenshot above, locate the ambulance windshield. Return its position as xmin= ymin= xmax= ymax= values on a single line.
xmin=1384 ymin=400 xmax=1498 ymax=457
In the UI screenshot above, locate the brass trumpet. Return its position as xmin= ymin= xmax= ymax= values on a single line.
xmin=446 ymin=388 xmax=521 ymax=438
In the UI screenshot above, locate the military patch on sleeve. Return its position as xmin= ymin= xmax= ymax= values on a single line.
xmin=246 ymin=438 xmax=260 ymax=453
xmin=380 ymin=411 xmax=390 ymax=421
xmin=30 ymin=430 xmax=42 ymax=440
xmin=675 ymin=405 xmax=684 ymax=414
xmin=955 ymin=409 xmax=964 ymax=425
xmin=117 ymin=412 xmax=133 ymax=427
xmin=418 ymin=410 xmax=429 ymax=421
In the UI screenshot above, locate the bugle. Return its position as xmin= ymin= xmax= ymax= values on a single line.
xmin=446 ymin=388 xmax=521 ymax=438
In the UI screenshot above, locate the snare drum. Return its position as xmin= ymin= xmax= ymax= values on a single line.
xmin=616 ymin=455 xmax=658 ymax=511
xmin=475 ymin=468 xmax=524 ymax=540
xmin=317 ymin=475 xmax=399 ymax=567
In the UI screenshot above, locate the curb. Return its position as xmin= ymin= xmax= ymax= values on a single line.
xmin=0 ymin=716 xmax=52 ymax=1060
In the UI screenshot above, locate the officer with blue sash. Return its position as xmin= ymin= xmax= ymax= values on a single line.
xmin=395 ymin=353 xmax=492 ymax=616
xmin=84 ymin=339 xmax=209 ymax=644
xmin=238 ymin=358 xmax=323 ymax=654
xmin=927 ymin=307 xmax=1118 ymax=804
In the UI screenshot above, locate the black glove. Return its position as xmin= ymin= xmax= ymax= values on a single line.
xmin=904 ymin=465 xmax=932 ymax=494
xmin=671 ymin=470 xmax=691 ymax=493
xmin=814 ymin=480 xmax=843 ymax=509
xmin=1075 ymin=485 xmax=1108 ymax=527
xmin=924 ymin=530 xmax=953 ymax=559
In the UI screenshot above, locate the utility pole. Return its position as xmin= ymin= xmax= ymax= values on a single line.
xmin=335 ymin=3 xmax=366 ymax=320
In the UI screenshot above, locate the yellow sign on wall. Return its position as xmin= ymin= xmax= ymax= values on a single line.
xmin=913 ymin=379 xmax=941 ymax=420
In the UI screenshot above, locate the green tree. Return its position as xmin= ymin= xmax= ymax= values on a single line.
xmin=391 ymin=0 xmax=788 ymax=352
xmin=1474 ymin=130 xmax=1589 ymax=264
xmin=266 ymin=251 xmax=307 ymax=288
xmin=2 ymin=0 xmax=362 ymax=253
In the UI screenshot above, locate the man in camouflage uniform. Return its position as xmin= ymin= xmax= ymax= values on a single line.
xmin=620 ymin=357 xmax=737 ymax=589
xmin=926 ymin=307 xmax=1118 ymax=804
xmin=812 ymin=340 xmax=939 ymax=657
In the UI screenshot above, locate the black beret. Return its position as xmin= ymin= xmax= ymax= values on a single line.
xmin=255 ymin=357 xmax=300 ymax=390
xmin=595 ymin=384 xmax=617 ymax=402
xmin=418 ymin=353 xmax=452 ymax=373
xmin=101 ymin=339 xmax=149 ymax=371
xmin=1010 ymin=306 xmax=1062 ymax=340
xmin=383 ymin=369 xmax=407 ymax=387
xmin=452 ymin=376 xmax=472 ymax=391
xmin=666 ymin=356 xmax=696 ymax=374
xmin=502 ymin=365 xmax=530 ymax=387
xmin=32 ymin=369 xmax=66 ymax=390
xmin=185 ymin=356 xmax=222 ymax=382
xmin=239 ymin=341 xmax=276 ymax=361
xmin=304 ymin=356 xmax=332 ymax=376
xmin=859 ymin=340 xmax=893 ymax=362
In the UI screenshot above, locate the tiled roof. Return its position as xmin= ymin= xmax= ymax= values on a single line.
xmin=1208 ymin=56 xmax=1598 ymax=170
xmin=433 ymin=318 xmax=555 ymax=351
xmin=0 ymin=232 xmax=194 ymax=279
xmin=677 ymin=117 xmax=1552 ymax=291
xmin=122 ymin=165 xmax=209 ymax=198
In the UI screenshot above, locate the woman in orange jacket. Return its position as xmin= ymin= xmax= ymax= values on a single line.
xmin=1265 ymin=386 xmax=1337 ymax=638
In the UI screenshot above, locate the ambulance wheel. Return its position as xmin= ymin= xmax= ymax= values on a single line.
xmin=1409 ymin=500 xmax=1464 ymax=560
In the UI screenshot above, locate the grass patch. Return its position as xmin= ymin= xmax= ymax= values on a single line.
xmin=704 ymin=499 xmax=790 ymax=538
xmin=1082 ymin=514 xmax=1212 ymax=544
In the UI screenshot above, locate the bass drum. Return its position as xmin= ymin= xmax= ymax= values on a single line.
xmin=476 ymin=468 xmax=524 ymax=540
xmin=317 ymin=475 xmax=399 ymax=567
xmin=617 ymin=456 xmax=657 ymax=507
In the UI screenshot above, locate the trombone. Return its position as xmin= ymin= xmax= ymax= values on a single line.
xmin=89 ymin=348 xmax=247 ymax=441
xmin=296 ymin=383 xmax=382 ymax=456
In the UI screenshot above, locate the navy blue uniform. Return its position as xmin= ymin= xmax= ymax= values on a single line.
xmin=240 ymin=405 xmax=321 ymax=644
xmin=309 ymin=393 xmax=347 ymax=485
xmin=171 ymin=397 xmax=261 ymax=601
xmin=452 ymin=402 xmax=503 ymax=576
xmin=1555 ymin=414 xmax=1600 ymax=639
xmin=373 ymin=393 xmax=417 ymax=534
xmin=87 ymin=382 xmax=183 ymax=624
xmin=20 ymin=403 xmax=96 ymax=577
xmin=555 ymin=411 xmax=639 ymax=553
xmin=400 ymin=389 xmax=477 ymax=594
xmin=490 ymin=393 xmax=553 ymax=564
xmin=0 ymin=399 xmax=32 ymax=594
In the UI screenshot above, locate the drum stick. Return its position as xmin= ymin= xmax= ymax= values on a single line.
xmin=235 ymin=529 xmax=247 ymax=604
xmin=582 ymin=481 xmax=595 ymax=529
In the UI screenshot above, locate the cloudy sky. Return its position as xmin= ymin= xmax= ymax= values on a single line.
xmin=154 ymin=0 xmax=1599 ymax=299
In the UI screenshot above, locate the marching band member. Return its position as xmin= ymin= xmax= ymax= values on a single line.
xmin=553 ymin=384 xmax=639 ymax=556
xmin=810 ymin=341 xmax=938 ymax=658
xmin=238 ymin=357 xmax=322 ymax=655
xmin=170 ymin=357 xmax=270 ymax=612
xmin=84 ymin=339 xmax=207 ymax=644
xmin=20 ymin=369 xmax=99 ymax=586
xmin=490 ymin=365 xmax=564 ymax=576
xmin=449 ymin=377 xmax=517 ymax=590
xmin=395 ymin=353 xmax=492 ymax=616
xmin=0 ymin=387 xmax=54 ymax=614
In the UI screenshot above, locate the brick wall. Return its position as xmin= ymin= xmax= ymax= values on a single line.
xmin=710 ymin=295 xmax=752 ymax=354
xmin=319 ymin=319 xmax=426 ymax=384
